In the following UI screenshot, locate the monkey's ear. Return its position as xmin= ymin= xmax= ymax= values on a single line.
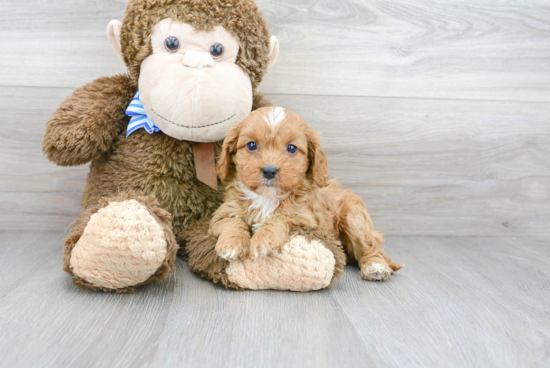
xmin=307 ymin=131 xmax=329 ymax=188
xmin=107 ymin=20 xmax=123 ymax=58
xmin=267 ymin=36 xmax=279 ymax=67
xmin=217 ymin=125 xmax=241 ymax=183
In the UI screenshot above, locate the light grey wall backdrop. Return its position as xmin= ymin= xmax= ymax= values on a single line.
xmin=0 ymin=0 xmax=549 ymax=235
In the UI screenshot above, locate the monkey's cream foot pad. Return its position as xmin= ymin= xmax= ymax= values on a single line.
xmin=226 ymin=235 xmax=336 ymax=291
xmin=70 ymin=199 xmax=168 ymax=290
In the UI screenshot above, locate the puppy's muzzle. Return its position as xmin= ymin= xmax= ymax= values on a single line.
xmin=261 ymin=165 xmax=278 ymax=180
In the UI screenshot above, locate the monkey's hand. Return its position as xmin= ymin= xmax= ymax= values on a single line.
xmin=42 ymin=74 xmax=136 ymax=166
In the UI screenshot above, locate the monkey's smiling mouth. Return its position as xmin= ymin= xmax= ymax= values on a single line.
xmin=151 ymin=108 xmax=236 ymax=129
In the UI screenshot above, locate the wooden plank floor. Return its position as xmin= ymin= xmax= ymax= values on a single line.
xmin=0 ymin=231 xmax=548 ymax=368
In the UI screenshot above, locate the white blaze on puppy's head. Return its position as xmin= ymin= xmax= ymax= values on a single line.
xmin=217 ymin=106 xmax=328 ymax=194
xmin=264 ymin=106 xmax=286 ymax=127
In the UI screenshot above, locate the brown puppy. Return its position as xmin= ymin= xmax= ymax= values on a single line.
xmin=209 ymin=107 xmax=402 ymax=281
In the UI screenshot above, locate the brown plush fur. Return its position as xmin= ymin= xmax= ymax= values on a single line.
xmin=42 ymin=74 xmax=137 ymax=167
xmin=43 ymin=74 xmax=227 ymax=237
xmin=210 ymin=107 xmax=403 ymax=279
xmin=121 ymin=0 xmax=272 ymax=88
xmin=43 ymin=72 xmax=272 ymax=291
xmin=180 ymin=218 xmax=239 ymax=289
xmin=63 ymin=192 xmax=179 ymax=293
xmin=42 ymin=0 xmax=338 ymax=292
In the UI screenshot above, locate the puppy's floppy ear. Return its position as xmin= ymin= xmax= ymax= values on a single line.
xmin=217 ymin=124 xmax=241 ymax=183
xmin=306 ymin=130 xmax=329 ymax=187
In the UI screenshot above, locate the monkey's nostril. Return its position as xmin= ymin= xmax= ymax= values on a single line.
xmin=261 ymin=166 xmax=278 ymax=180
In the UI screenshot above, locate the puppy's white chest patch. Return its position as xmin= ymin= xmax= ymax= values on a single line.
xmin=237 ymin=182 xmax=281 ymax=227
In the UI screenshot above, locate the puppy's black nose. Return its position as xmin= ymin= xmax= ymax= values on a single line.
xmin=262 ymin=165 xmax=278 ymax=180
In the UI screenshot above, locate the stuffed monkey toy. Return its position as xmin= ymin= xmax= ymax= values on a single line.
xmin=43 ymin=0 xmax=345 ymax=292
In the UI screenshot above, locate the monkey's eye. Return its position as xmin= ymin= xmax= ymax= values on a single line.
xmin=246 ymin=141 xmax=258 ymax=152
xmin=165 ymin=36 xmax=180 ymax=52
xmin=287 ymin=144 xmax=298 ymax=155
xmin=210 ymin=43 xmax=224 ymax=58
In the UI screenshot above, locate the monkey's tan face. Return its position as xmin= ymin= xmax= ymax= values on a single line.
xmin=138 ymin=18 xmax=253 ymax=142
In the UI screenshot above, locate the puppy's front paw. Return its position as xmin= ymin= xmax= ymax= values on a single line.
xmin=361 ymin=262 xmax=393 ymax=281
xmin=250 ymin=228 xmax=287 ymax=258
xmin=215 ymin=231 xmax=250 ymax=261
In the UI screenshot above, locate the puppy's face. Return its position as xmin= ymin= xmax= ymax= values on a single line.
xmin=218 ymin=107 xmax=329 ymax=195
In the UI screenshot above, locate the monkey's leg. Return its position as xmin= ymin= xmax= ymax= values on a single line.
xmin=64 ymin=192 xmax=178 ymax=292
xmin=181 ymin=220 xmax=345 ymax=291
xmin=338 ymin=190 xmax=403 ymax=281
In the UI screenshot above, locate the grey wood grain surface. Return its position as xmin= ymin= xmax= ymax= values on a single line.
xmin=0 ymin=0 xmax=549 ymax=235
xmin=2 ymin=0 xmax=550 ymax=101
xmin=1 ymin=85 xmax=549 ymax=235
xmin=0 ymin=231 xmax=548 ymax=368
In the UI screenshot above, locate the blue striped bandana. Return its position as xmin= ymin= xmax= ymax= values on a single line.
xmin=125 ymin=92 xmax=161 ymax=137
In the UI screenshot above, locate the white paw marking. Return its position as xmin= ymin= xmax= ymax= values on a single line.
xmin=218 ymin=249 xmax=238 ymax=261
xmin=362 ymin=262 xmax=392 ymax=281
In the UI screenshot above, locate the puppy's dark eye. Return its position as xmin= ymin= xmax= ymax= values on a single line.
xmin=246 ymin=141 xmax=258 ymax=152
xmin=210 ymin=43 xmax=224 ymax=58
xmin=165 ymin=36 xmax=180 ymax=52
xmin=287 ymin=144 xmax=298 ymax=154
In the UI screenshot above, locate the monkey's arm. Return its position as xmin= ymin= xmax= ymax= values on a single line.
xmin=42 ymin=74 xmax=137 ymax=166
